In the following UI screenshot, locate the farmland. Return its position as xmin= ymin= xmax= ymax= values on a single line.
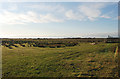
xmin=1 ymin=38 xmax=119 ymax=77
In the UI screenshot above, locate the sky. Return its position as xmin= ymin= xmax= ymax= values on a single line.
xmin=0 ymin=2 xmax=118 ymax=38
xmin=0 ymin=0 xmax=119 ymax=2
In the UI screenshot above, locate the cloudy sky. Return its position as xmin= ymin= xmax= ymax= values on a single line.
xmin=0 ymin=2 xmax=118 ymax=38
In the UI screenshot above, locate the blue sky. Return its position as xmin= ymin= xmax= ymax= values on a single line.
xmin=0 ymin=2 xmax=118 ymax=38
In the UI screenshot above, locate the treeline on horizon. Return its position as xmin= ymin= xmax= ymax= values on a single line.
xmin=1 ymin=38 xmax=119 ymax=49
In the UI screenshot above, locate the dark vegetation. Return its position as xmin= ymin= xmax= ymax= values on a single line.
xmin=1 ymin=38 xmax=119 ymax=49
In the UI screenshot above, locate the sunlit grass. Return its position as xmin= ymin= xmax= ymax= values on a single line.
xmin=2 ymin=43 xmax=118 ymax=77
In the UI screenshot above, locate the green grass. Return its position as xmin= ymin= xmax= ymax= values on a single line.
xmin=2 ymin=42 xmax=118 ymax=77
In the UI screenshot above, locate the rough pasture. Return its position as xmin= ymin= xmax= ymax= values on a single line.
xmin=1 ymin=38 xmax=119 ymax=77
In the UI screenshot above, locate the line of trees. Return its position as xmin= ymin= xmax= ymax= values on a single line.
xmin=1 ymin=38 xmax=119 ymax=49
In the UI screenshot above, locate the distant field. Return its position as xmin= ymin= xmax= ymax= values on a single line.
xmin=1 ymin=39 xmax=119 ymax=77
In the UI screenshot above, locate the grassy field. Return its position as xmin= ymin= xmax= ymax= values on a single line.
xmin=2 ymin=41 xmax=119 ymax=77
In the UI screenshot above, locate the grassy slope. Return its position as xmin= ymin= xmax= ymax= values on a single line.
xmin=2 ymin=43 xmax=118 ymax=77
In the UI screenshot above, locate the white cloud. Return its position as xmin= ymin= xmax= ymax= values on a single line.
xmin=26 ymin=4 xmax=65 ymax=13
xmin=65 ymin=3 xmax=112 ymax=21
xmin=0 ymin=3 xmax=116 ymax=25
xmin=0 ymin=11 xmax=63 ymax=24
xmin=65 ymin=10 xmax=84 ymax=21
xmin=39 ymin=14 xmax=63 ymax=23
xmin=78 ymin=3 xmax=105 ymax=21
